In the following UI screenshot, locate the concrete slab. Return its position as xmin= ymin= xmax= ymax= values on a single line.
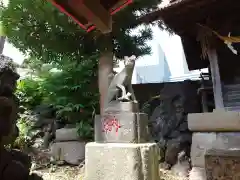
xmin=84 ymin=142 xmax=160 ymax=180
xmin=188 ymin=110 xmax=240 ymax=131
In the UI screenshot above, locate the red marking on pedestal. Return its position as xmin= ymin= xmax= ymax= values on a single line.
xmin=102 ymin=116 xmax=121 ymax=135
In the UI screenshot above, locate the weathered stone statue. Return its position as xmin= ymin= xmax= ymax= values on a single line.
xmin=95 ymin=55 xmax=151 ymax=143
xmin=104 ymin=55 xmax=137 ymax=109
xmin=0 ymin=55 xmax=42 ymax=180
xmin=150 ymin=93 xmax=191 ymax=169
xmin=85 ymin=56 xmax=160 ymax=180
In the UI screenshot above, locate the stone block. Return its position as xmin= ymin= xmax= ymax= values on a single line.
xmin=205 ymin=149 xmax=240 ymax=180
xmin=50 ymin=141 xmax=85 ymax=165
xmin=191 ymin=133 xmax=216 ymax=167
xmin=188 ymin=110 xmax=240 ymax=131
xmin=95 ymin=112 xmax=149 ymax=143
xmin=55 ymin=128 xmax=79 ymax=142
xmin=84 ymin=142 xmax=160 ymax=180
xmin=104 ymin=101 xmax=139 ymax=113
xmin=189 ymin=167 xmax=206 ymax=180
xmin=212 ymin=132 xmax=240 ymax=150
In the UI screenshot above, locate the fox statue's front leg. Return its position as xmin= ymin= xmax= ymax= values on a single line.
xmin=128 ymin=84 xmax=137 ymax=103
xmin=116 ymin=84 xmax=131 ymax=101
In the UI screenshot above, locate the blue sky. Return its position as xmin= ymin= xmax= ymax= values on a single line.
xmin=134 ymin=25 xmax=189 ymax=77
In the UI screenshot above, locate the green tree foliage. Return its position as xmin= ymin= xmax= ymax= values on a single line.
xmin=16 ymin=78 xmax=44 ymax=110
xmin=16 ymin=56 xmax=98 ymax=139
xmin=39 ymin=56 xmax=99 ymax=124
xmin=3 ymin=0 xmax=161 ymax=140
xmin=1 ymin=0 xmax=161 ymax=64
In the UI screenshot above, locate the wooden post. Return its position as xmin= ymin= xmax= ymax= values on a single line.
xmin=207 ymin=48 xmax=224 ymax=109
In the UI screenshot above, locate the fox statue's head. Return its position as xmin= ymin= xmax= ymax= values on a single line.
xmin=123 ymin=55 xmax=136 ymax=68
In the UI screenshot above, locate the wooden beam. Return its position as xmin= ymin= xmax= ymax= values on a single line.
xmin=207 ymin=48 xmax=224 ymax=109
xmin=69 ymin=0 xmax=112 ymax=33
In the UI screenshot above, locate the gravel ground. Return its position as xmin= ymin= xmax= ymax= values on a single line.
xmin=33 ymin=166 xmax=187 ymax=180
xmin=33 ymin=166 xmax=85 ymax=180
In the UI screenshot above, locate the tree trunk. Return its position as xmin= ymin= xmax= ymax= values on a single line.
xmin=0 ymin=36 xmax=6 ymax=54
xmin=98 ymin=34 xmax=113 ymax=115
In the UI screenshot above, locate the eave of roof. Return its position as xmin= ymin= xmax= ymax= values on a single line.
xmin=140 ymin=0 xmax=198 ymax=24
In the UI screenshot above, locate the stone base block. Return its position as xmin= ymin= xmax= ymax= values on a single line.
xmin=213 ymin=132 xmax=240 ymax=149
xmin=205 ymin=149 xmax=240 ymax=180
xmin=188 ymin=109 xmax=240 ymax=131
xmin=84 ymin=142 xmax=160 ymax=180
xmin=55 ymin=128 xmax=79 ymax=141
xmin=95 ymin=113 xmax=149 ymax=143
xmin=191 ymin=133 xmax=216 ymax=168
xmin=189 ymin=167 xmax=206 ymax=180
xmin=50 ymin=141 xmax=85 ymax=165
xmin=105 ymin=101 xmax=139 ymax=113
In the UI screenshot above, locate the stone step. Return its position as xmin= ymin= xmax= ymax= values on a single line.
xmin=188 ymin=110 xmax=240 ymax=132
xmin=224 ymin=90 xmax=240 ymax=96
xmin=224 ymin=101 xmax=240 ymax=108
xmin=224 ymin=99 xmax=240 ymax=104
xmin=223 ymin=90 xmax=240 ymax=104
xmin=225 ymin=106 xmax=240 ymax=112
xmin=224 ymin=93 xmax=240 ymax=101
xmin=224 ymin=84 xmax=240 ymax=91
xmin=224 ymin=96 xmax=240 ymax=102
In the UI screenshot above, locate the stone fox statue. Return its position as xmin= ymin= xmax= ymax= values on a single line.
xmin=104 ymin=56 xmax=137 ymax=109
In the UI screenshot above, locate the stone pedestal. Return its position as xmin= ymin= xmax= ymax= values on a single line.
xmin=95 ymin=113 xmax=149 ymax=143
xmin=205 ymin=149 xmax=240 ymax=180
xmin=84 ymin=142 xmax=159 ymax=180
xmin=85 ymin=101 xmax=160 ymax=180
xmin=95 ymin=101 xmax=149 ymax=143
xmin=190 ymin=132 xmax=240 ymax=180
xmin=51 ymin=128 xmax=85 ymax=165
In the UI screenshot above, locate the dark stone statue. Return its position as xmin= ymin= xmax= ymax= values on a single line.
xmin=149 ymin=82 xmax=196 ymax=169
xmin=0 ymin=55 xmax=43 ymax=180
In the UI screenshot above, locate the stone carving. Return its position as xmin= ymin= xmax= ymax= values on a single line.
xmin=87 ymin=58 xmax=160 ymax=180
xmin=205 ymin=149 xmax=240 ymax=180
xmin=95 ymin=55 xmax=151 ymax=143
xmin=0 ymin=55 xmax=42 ymax=180
xmin=150 ymin=94 xmax=192 ymax=168
xmin=104 ymin=55 xmax=137 ymax=110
